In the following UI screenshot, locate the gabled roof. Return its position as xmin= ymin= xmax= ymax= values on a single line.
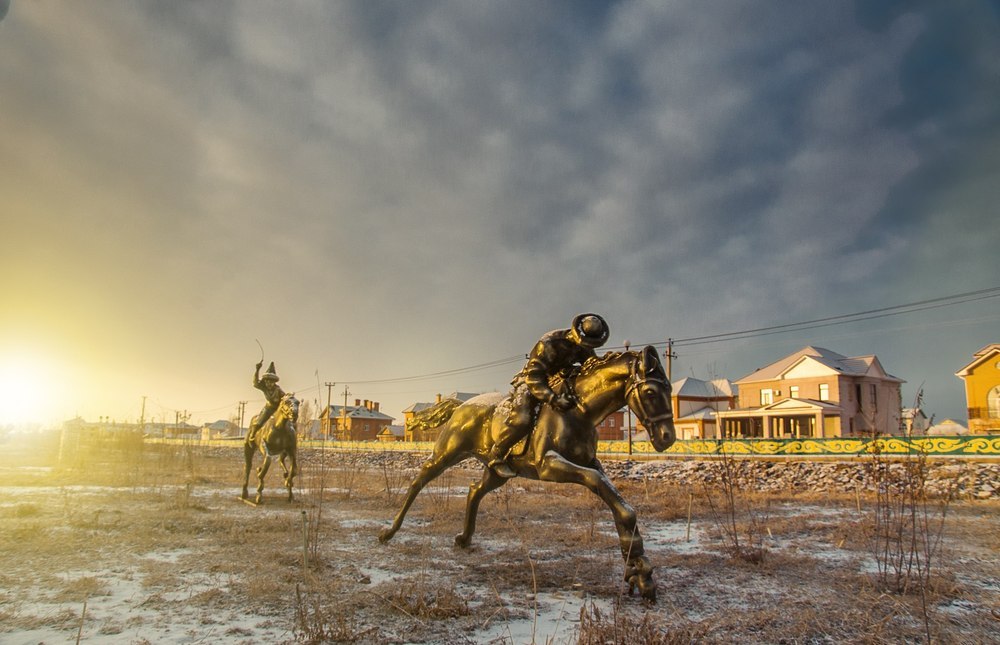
xmin=738 ymin=346 xmax=902 ymax=384
xmin=955 ymin=343 xmax=1000 ymax=377
xmin=676 ymin=406 xmax=721 ymax=421
xmin=673 ymin=377 xmax=735 ymax=398
xmin=403 ymin=392 xmax=480 ymax=414
xmin=322 ymin=404 xmax=394 ymax=421
xmin=758 ymin=398 xmax=842 ymax=412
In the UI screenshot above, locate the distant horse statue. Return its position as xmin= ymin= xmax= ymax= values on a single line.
xmin=379 ymin=346 xmax=676 ymax=600
xmin=241 ymin=394 xmax=299 ymax=505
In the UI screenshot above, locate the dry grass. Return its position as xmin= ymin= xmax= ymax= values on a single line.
xmin=0 ymin=433 xmax=997 ymax=643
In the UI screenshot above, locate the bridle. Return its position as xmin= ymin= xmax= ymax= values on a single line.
xmin=625 ymin=358 xmax=673 ymax=427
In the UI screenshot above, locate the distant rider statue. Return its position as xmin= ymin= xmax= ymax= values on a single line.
xmin=248 ymin=361 xmax=285 ymax=443
xmin=488 ymin=313 xmax=610 ymax=478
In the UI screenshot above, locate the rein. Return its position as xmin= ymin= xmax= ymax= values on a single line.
xmin=625 ymin=357 xmax=672 ymax=426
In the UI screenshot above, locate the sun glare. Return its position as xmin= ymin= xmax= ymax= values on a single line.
xmin=0 ymin=354 xmax=53 ymax=426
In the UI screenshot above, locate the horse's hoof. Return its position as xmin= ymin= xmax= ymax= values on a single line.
xmin=255 ymin=496 xmax=263 ymax=505
xmin=454 ymin=534 xmax=471 ymax=549
xmin=639 ymin=578 xmax=657 ymax=602
xmin=378 ymin=529 xmax=393 ymax=544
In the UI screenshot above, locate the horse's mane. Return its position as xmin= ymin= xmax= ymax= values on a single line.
xmin=548 ymin=351 xmax=628 ymax=391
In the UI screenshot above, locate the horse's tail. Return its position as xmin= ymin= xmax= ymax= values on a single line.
xmin=409 ymin=397 xmax=463 ymax=435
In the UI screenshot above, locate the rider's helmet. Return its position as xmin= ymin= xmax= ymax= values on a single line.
xmin=261 ymin=361 xmax=280 ymax=382
xmin=570 ymin=313 xmax=609 ymax=349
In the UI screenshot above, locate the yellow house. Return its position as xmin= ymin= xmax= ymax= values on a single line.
xmin=716 ymin=346 xmax=904 ymax=438
xmin=955 ymin=344 xmax=1000 ymax=434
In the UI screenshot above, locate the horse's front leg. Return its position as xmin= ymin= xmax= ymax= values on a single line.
xmin=241 ymin=442 xmax=254 ymax=499
xmin=379 ymin=439 xmax=464 ymax=544
xmin=537 ymin=450 xmax=657 ymax=601
xmin=255 ymin=454 xmax=272 ymax=505
xmin=279 ymin=454 xmax=296 ymax=502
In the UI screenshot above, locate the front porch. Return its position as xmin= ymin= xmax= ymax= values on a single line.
xmin=716 ymin=399 xmax=842 ymax=439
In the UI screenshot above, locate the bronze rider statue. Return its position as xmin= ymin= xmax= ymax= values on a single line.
xmin=488 ymin=313 xmax=610 ymax=478
xmin=248 ymin=361 xmax=285 ymax=443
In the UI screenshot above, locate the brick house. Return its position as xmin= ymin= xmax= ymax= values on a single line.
xmin=955 ymin=343 xmax=1000 ymax=434
xmin=320 ymin=399 xmax=394 ymax=441
xmin=715 ymin=346 xmax=904 ymax=438
xmin=596 ymin=408 xmax=626 ymax=440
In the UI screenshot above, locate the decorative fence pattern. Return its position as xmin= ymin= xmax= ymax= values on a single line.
xmin=289 ymin=435 xmax=1000 ymax=458
xmin=599 ymin=435 xmax=1000 ymax=457
xmin=160 ymin=435 xmax=1000 ymax=457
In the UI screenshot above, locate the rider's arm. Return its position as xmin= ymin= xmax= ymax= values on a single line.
xmin=523 ymin=342 xmax=558 ymax=404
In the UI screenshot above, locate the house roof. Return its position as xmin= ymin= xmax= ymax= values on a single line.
xmin=955 ymin=343 xmax=1000 ymax=377
xmin=676 ymin=406 xmax=720 ymax=421
xmin=673 ymin=377 xmax=735 ymax=398
xmin=737 ymin=346 xmax=903 ymax=384
xmin=322 ymin=404 xmax=394 ymax=421
xmin=403 ymin=392 xmax=480 ymax=414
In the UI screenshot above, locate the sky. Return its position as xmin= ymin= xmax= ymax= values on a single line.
xmin=1 ymin=0 xmax=998 ymax=429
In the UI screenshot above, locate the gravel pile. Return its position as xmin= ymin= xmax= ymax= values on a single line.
xmin=601 ymin=458 xmax=1000 ymax=499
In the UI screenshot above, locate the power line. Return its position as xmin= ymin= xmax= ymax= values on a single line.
xmin=635 ymin=286 xmax=1000 ymax=349
xmin=165 ymin=285 xmax=1000 ymax=419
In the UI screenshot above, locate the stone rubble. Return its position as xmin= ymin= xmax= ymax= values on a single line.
xmin=600 ymin=458 xmax=1000 ymax=500
xmin=298 ymin=448 xmax=1000 ymax=500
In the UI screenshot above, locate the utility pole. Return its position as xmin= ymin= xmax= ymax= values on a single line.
xmin=664 ymin=338 xmax=676 ymax=382
xmin=237 ymin=401 xmax=247 ymax=435
xmin=341 ymin=384 xmax=351 ymax=441
xmin=324 ymin=382 xmax=336 ymax=440
xmin=139 ymin=396 xmax=147 ymax=432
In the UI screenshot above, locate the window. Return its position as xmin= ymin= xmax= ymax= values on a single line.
xmin=789 ymin=386 xmax=799 ymax=399
xmin=989 ymin=386 xmax=1000 ymax=419
xmin=609 ymin=417 xmax=615 ymax=427
xmin=870 ymin=384 xmax=878 ymax=408
xmin=760 ymin=389 xmax=774 ymax=405
xmin=818 ymin=384 xmax=830 ymax=401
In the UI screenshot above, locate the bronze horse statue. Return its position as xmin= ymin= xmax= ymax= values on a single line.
xmin=241 ymin=393 xmax=299 ymax=505
xmin=379 ymin=346 xmax=675 ymax=600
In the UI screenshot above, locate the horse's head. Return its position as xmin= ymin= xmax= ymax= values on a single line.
xmin=625 ymin=346 xmax=676 ymax=452
xmin=278 ymin=394 xmax=300 ymax=422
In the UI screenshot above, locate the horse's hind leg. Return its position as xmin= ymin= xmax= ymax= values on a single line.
xmin=378 ymin=449 xmax=463 ymax=544
xmin=454 ymin=468 xmax=506 ymax=548
xmin=241 ymin=442 xmax=254 ymax=499
xmin=255 ymin=455 xmax=272 ymax=505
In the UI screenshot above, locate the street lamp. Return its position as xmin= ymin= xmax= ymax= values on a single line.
xmin=624 ymin=340 xmax=633 ymax=456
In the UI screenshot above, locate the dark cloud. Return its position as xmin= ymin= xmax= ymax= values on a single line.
xmin=1 ymin=0 xmax=996 ymax=424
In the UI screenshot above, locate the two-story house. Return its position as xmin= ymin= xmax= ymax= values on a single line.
xmin=670 ymin=377 xmax=738 ymax=440
xmin=320 ymin=399 xmax=394 ymax=441
xmin=955 ymin=343 xmax=1000 ymax=434
xmin=716 ymin=346 xmax=904 ymax=438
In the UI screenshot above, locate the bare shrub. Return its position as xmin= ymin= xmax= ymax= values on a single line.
xmin=862 ymin=437 xmax=955 ymax=643
xmin=702 ymin=448 xmax=769 ymax=564
xmin=381 ymin=577 xmax=471 ymax=620
xmin=294 ymin=583 xmax=379 ymax=643
xmin=576 ymin=599 xmax=704 ymax=644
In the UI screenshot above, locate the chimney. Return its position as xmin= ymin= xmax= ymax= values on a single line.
xmin=363 ymin=399 xmax=371 ymax=410
xmin=374 ymin=402 xmax=380 ymax=412
xmin=436 ymin=393 xmax=442 ymax=403
xmin=354 ymin=398 xmax=361 ymax=407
